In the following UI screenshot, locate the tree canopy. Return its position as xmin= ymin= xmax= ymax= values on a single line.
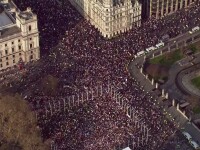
xmin=0 ymin=94 xmax=49 ymax=150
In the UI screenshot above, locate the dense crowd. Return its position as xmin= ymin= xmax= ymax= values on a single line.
xmin=31 ymin=83 xmax=174 ymax=150
xmin=1 ymin=0 xmax=200 ymax=149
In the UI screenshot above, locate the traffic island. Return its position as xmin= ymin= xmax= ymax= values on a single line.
xmin=191 ymin=76 xmax=200 ymax=90
xmin=144 ymin=49 xmax=184 ymax=83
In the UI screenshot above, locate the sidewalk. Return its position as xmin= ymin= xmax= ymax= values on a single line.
xmin=128 ymin=59 xmax=155 ymax=92
xmin=184 ymin=122 xmax=200 ymax=144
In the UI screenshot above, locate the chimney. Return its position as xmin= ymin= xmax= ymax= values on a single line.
xmin=26 ymin=7 xmax=31 ymax=12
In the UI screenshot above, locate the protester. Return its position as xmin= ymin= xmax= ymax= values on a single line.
xmin=1 ymin=0 xmax=200 ymax=149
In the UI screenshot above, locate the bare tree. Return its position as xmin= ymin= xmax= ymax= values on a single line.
xmin=0 ymin=94 xmax=49 ymax=150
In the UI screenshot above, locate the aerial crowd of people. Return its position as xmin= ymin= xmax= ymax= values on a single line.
xmin=1 ymin=0 xmax=200 ymax=149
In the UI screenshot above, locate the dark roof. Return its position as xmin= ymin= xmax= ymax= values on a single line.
xmin=97 ymin=0 xmax=126 ymax=6
xmin=19 ymin=12 xmax=33 ymax=20
xmin=0 ymin=26 xmax=21 ymax=39
xmin=0 ymin=4 xmax=4 ymax=13
xmin=98 ymin=0 xmax=103 ymax=4
xmin=113 ymin=0 xmax=125 ymax=6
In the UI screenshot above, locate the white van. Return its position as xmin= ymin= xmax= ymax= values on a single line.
xmin=123 ymin=147 xmax=131 ymax=150
xmin=146 ymin=46 xmax=156 ymax=53
xmin=190 ymin=140 xmax=200 ymax=149
xmin=189 ymin=26 xmax=200 ymax=34
xmin=182 ymin=131 xmax=192 ymax=141
xmin=136 ymin=50 xmax=145 ymax=57
xmin=155 ymin=42 xmax=164 ymax=49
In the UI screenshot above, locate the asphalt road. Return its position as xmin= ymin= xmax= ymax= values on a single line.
xmin=162 ymin=52 xmax=200 ymax=102
xmin=129 ymin=30 xmax=200 ymax=102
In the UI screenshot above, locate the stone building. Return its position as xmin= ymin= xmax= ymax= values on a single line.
xmin=149 ymin=0 xmax=196 ymax=19
xmin=0 ymin=0 xmax=40 ymax=70
xmin=68 ymin=0 xmax=142 ymax=38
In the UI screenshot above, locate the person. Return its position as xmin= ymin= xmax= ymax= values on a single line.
xmin=2 ymin=0 xmax=200 ymax=149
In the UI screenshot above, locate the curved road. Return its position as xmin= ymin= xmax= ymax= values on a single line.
xmin=161 ymin=52 xmax=200 ymax=101
xmin=176 ymin=62 xmax=200 ymax=98
xmin=129 ymin=30 xmax=200 ymax=102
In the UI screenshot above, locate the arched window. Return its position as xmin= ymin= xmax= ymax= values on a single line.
xmin=29 ymin=25 xmax=31 ymax=31
xmin=30 ymin=55 xmax=33 ymax=60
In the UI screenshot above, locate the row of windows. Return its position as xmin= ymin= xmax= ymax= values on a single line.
xmin=0 ymin=60 xmax=17 ymax=67
xmin=94 ymin=9 xmax=141 ymax=22
xmin=2 ymin=38 xmax=33 ymax=48
xmin=105 ymin=17 xmax=140 ymax=31
xmin=4 ymin=39 xmax=21 ymax=47
xmin=3 ymin=46 xmax=22 ymax=55
xmin=0 ymin=55 xmax=34 ymax=68
xmin=0 ymin=53 xmax=22 ymax=62
xmin=19 ymin=24 xmax=32 ymax=32
xmin=105 ymin=15 xmax=140 ymax=26
xmin=1 ymin=43 xmax=33 ymax=56
xmin=94 ymin=6 xmax=140 ymax=17
xmin=0 ymin=50 xmax=34 ymax=62
xmin=151 ymin=0 xmax=194 ymax=9
xmin=151 ymin=1 xmax=190 ymax=17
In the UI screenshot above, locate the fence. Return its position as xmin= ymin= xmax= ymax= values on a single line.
xmin=39 ymin=82 xmax=151 ymax=150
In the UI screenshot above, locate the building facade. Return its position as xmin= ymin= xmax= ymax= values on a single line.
xmin=149 ymin=0 xmax=196 ymax=19
xmin=69 ymin=0 xmax=142 ymax=38
xmin=0 ymin=0 xmax=40 ymax=71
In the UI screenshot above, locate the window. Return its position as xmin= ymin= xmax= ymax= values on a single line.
xmin=12 ymin=41 xmax=14 ymax=45
xmin=6 ymin=57 xmax=8 ymax=60
xmin=30 ymin=55 xmax=33 ymax=60
xmin=18 ymin=45 xmax=21 ymax=50
xmin=30 ymin=44 xmax=33 ymax=49
xmin=31 ymin=51 xmax=33 ymax=54
xmin=18 ymin=39 xmax=21 ymax=42
xmin=13 ymin=55 xmax=15 ymax=58
xmin=29 ymin=25 xmax=31 ymax=31
xmin=6 ymin=62 xmax=9 ymax=66
xmin=13 ymin=60 xmax=15 ymax=63
xmin=0 ymin=64 xmax=2 ymax=68
xmin=5 ymin=44 xmax=7 ymax=47
xmin=30 ymin=38 xmax=32 ymax=41
xmin=19 ymin=53 xmax=21 ymax=56
xmin=12 ymin=48 xmax=14 ymax=52
xmin=0 ymin=59 xmax=1 ymax=62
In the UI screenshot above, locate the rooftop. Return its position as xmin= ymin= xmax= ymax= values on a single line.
xmin=0 ymin=1 xmax=21 ymax=39
xmin=19 ymin=11 xmax=33 ymax=20
xmin=0 ymin=26 xmax=21 ymax=39
xmin=0 ymin=10 xmax=14 ymax=29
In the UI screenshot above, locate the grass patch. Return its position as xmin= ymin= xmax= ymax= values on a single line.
xmin=191 ymin=76 xmax=200 ymax=90
xmin=188 ymin=44 xmax=200 ymax=53
xmin=189 ymin=44 xmax=198 ymax=53
xmin=150 ymin=49 xmax=184 ymax=67
xmin=193 ymin=106 xmax=200 ymax=114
